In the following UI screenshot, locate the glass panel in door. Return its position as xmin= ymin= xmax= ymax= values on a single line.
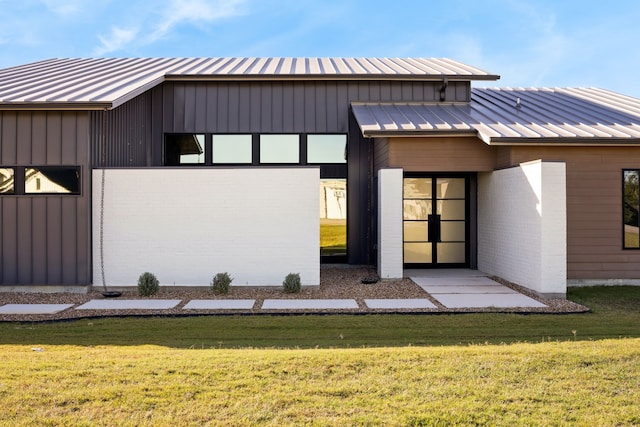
xmin=403 ymin=176 xmax=467 ymax=266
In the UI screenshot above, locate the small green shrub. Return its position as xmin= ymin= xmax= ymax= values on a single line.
xmin=211 ymin=272 xmax=233 ymax=294
xmin=137 ymin=272 xmax=159 ymax=296
xmin=283 ymin=273 xmax=301 ymax=293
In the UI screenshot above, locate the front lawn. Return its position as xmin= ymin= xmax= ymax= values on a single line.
xmin=0 ymin=286 xmax=638 ymax=425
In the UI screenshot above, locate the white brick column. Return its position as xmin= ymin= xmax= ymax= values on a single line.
xmin=478 ymin=160 xmax=566 ymax=297
xmin=378 ymin=168 xmax=403 ymax=279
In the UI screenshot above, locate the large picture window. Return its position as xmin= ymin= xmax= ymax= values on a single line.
xmin=624 ymin=170 xmax=640 ymax=248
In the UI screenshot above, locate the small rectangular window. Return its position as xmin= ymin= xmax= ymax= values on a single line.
xmin=260 ymin=134 xmax=299 ymax=164
xmin=307 ymin=135 xmax=347 ymax=164
xmin=320 ymin=178 xmax=347 ymax=259
xmin=25 ymin=167 xmax=80 ymax=194
xmin=165 ymin=134 xmax=206 ymax=165
xmin=0 ymin=168 xmax=15 ymax=194
xmin=212 ymin=135 xmax=252 ymax=164
xmin=624 ymin=170 xmax=640 ymax=248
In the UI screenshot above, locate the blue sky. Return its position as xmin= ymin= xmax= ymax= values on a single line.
xmin=1 ymin=0 xmax=639 ymax=97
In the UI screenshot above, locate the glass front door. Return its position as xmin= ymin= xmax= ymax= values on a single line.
xmin=403 ymin=176 xmax=468 ymax=267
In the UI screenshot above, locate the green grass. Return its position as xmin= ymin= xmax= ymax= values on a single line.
xmin=0 ymin=287 xmax=639 ymax=425
xmin=320 ymin=223 xmax=346 ymax=250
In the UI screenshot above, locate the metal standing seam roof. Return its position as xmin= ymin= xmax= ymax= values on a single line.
xmin=0 ymin=57 xmax=499 ymax=110
xmin=351 ymin=87 xmax=640 ymax=144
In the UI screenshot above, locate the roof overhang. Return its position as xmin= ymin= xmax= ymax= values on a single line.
xmin=351 ymin=89 xmax=640 ymax=146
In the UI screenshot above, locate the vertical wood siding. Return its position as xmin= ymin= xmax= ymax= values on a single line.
xmin=0 ymin=111 xmax=91 ymax=285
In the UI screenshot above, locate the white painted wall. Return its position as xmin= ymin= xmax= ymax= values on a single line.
xmin=378 ymin=168 xmax=403 ymax=279
xmin=93 ymin=168 xmax=319 ymax=287
xmin=478 ymin=160 xmax=567 ymax=297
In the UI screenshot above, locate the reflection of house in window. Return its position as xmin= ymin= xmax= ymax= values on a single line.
xmin=165 ymin=134 xmax=205 ymax=165
xmin=0 ymin=168 xmax=14 ymax=194
xmin=25 ymin=167 xmax=80 ymax=194
xmin=320 ymin=179 xmax=346 ymax=219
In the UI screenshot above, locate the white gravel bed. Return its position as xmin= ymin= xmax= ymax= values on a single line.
xmin=0 ymin=267 xmax=590 ymax=322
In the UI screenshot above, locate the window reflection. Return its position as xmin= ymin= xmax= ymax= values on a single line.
xmin=307 ymin=135 xmax=346 ymax=164
xmin=25 ymin=167 xmax=80 ymax=194
xmin=624 ymin=170 xmax=640 ymax=248
xmin=165 ymin=134 xmax=205 ymax=165
xmin=260 ymin=134 xmax=299 ymax=163
xmin=320 ymin=179 xmax=346 ymax=258
xmin=212 ymin=135 xmax=252 ymax=164
xmin=0 ymin=168 xmax=14 ymax=194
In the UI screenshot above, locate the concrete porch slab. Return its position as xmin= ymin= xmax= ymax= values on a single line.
xmin=261 ymin=299 xmax=358 ymax=310
xmin=0 ymin=304 xmax=74 ymax=314
xmin=420 ymin=285 xmax=518 ymax=294
xmin=432 ymin=293 xmax=547 ymax=308
xmin=183 ymin=300 xmax=256 ymax=310
xmin=75 ymin=300 xmax=182 ymax=310
xmin=410 ymin=276 xmax=503 ymax=288
xmin=364 ymin=299 xmax=437 ymax=309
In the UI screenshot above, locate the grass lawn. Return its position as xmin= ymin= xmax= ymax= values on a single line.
xmin=1 ymin=286 xmax=639 ymax=425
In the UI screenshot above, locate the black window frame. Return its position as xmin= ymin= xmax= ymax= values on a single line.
xmin=623 ymin=169 xmax=640 ymax=249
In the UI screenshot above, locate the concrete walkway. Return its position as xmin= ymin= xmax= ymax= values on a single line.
xmin=0 ymin=270 xmax=550 ymax=315
xmin=407 ymin=269 xmax=547 ymax=309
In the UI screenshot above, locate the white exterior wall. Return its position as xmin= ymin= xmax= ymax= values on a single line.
xmin=378 ymin=168 xmax=403 ymax=279
xmin=478 ymin=160 xmax=567 ymax=297
xmin=93 ymin=168 xmax=319 ymax=287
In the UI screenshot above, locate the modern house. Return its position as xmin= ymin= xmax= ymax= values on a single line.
xmin=1 ymin=57 xmax=640 ymax=297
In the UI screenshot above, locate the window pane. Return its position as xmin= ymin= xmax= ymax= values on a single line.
xmin=0 ymin=168 xmax=15 ymax=194
xmin=624 ymin=170 xmax=640 ymax=248
xmin=25 ymin=167 xmax=80 ymax=194
xmin=260 ymin=135 xmax=299 ymax=163
xmin=437 ymin=178 xmax=465 ymax=199
xmin=320 ymin=179 xmax=346 ymax=258
xmin=307 ymin=135 xmax=346 ymax=163
xmin=404 ymin=221 xmax=428 ymax=242
xmin=404 ymin=242 xmax=432 ymax=263
xmin=165 ymin=134 xmax=205 ymax=165
xmin=212 ymin=135 xmax=252 ymax=164
xmin=403 ymin=200 xmax=431 ymax=220
xmin=404 ymin=178 xmax=432 ymax=198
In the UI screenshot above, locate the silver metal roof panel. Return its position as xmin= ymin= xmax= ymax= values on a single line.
xmin=0 ymin=57 xmax=499 ymax=109
xmin=352 ymin=87 xmax=640 ymax=144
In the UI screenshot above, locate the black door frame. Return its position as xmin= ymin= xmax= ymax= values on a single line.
xmin=403 ymin=172 xmax=473 ymax=268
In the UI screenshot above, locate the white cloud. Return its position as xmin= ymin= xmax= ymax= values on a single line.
xmin=39 ymin=0 xmax=85 ymax=16
xmin=94 ymin=27 xmax=139 ymax=56
xmin=148 ymin=0 xmax=246 ymax=43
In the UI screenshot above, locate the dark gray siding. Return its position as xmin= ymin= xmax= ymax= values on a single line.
xmin=157 ymin=80 xmax=468 ymax=264
xmin=161 ymin=80 xmax=468 ymax=134
xmin=0 ymin=111 xmax=91 ymax=285
xmin=90 ymin=91 xmax=153 ymax=167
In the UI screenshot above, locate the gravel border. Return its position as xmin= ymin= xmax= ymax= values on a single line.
xmin=0 ymin=267 xmax=590 ymax=322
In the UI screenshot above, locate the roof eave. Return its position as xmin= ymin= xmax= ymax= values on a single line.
xmin=0 ymin=102 xmax=112 ymax=111
xmin=166 ymin=74 xmax=500 ymax=82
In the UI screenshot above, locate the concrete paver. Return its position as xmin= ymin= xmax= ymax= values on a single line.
xmin=75 ymin=300 xmax=182 ymax=310
xmin=183 ymin=300 xmax=256 ymax=310
xmin=432 ymin=293 xmax=547 ymax=308
xmin=421 ymin=285 xmax=518 ymax=294
xmin=364 ymin=299 xmax=437 ymax=309
xmin=261 ymin=299 xmax=358 ymax=310
xmin=0 ymin=304 xmax=74 ymax=314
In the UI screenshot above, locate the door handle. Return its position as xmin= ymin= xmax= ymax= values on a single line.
xmin=428 ymin=214 xmax=441 ymax=242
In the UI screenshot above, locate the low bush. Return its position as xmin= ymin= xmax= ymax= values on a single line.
xmin=137 ymin=272 xmax=159 ymax=296
xmin=211 ymin=272 xmax=233 ymax=294
xmin=282 ymin=273 xmax=301 ymax=293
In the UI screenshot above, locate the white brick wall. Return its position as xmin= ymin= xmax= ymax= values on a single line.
xmin=93 ymin=168 xmax=319 ymax=287
xmin=478 ymin=160 xmax=566 ymax=297
xmin=377 ymin=168 xmax=403 ymax=279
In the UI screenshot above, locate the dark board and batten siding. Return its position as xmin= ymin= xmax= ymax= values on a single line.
xmin=158 ymin=80 xmax=467 ymax=265
xmin=0 ymin=111 xmax=91 ymax=286
xmin=90 ymin=91 xmax=153 ymax=167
